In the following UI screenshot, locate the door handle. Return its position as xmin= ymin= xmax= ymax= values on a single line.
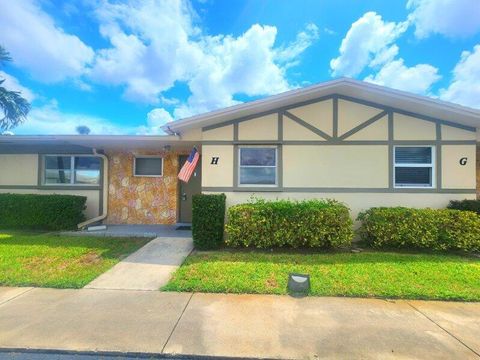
xmin=181 ymin=193 xmax=187 ymax=201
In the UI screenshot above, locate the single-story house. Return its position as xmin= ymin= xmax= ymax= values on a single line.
xmin=0 ymin=78 xmax=478 ymax=227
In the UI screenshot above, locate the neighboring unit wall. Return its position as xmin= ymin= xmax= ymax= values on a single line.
xmin=477 ymin=144 xmax=480 ymax=199
xmin=105 ymin=150 xmax=180 ymax=225
xmin=200 ymin=94 xmax=477 ymax=215
xmin=0 ymin=154 xmax=101 ymax=219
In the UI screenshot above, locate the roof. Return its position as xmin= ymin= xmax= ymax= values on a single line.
xmin=0 ymin=134 xmax=199 ymax=152
xmin=163 ymin=78 xmax=480 ymax=132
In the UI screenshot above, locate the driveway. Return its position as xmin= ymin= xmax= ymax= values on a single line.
xmin=0 ymin=287 xmax=479 ymax=359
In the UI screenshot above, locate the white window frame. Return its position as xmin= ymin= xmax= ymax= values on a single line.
xmin=43 ymin=155 xmax=101 ymax=186
xmin=238 ymin=146 xmax=278 ymax=187
xmin=133 ymin=156 xmax=164 ymax=177
xmin=393 ymin=146 xmax=435 ymax=189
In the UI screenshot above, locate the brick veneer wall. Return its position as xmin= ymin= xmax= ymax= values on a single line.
xmin=105 ymin=149 xmax=184 ymax=224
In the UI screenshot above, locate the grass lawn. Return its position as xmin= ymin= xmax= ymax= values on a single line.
xmin=163 ymin=250 xmax=480 ymax=301
xmin=0 ymin=231 xmax=150 ymax=288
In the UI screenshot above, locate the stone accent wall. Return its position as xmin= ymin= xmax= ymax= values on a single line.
xmin=477 ymin=144 xmax=480 ymax=199
xmin=106 ymin=150 xmax=182 ymax=224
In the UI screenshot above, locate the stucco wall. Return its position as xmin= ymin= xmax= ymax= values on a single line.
xmin=105 ymin=150 xmax=181 ymax=224
xmin=0 ymin=154 xmax=100 ymax=219
xmin=0 ymin=154 xmax=38 ymax=185
xmin=283 ymin=145 xmax=389 ymax=188
xmin=201 ymin=145 xmax=233 ymax=187
xmin=201 ymin=96 xmax=478 ymax=212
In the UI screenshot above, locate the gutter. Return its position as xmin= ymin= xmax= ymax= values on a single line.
xmin=77 ymin=148 xmax=108 ymax=229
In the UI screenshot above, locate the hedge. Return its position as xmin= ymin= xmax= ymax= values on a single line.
xmin=0 ymin=193 xmax=86 ymax=230
xmin=192 ymin=193 xmax=226 ymax=249
xmin=225 ymin=199 xmax=353 ymax=248
xmin=447 ymin=199 xmax=480 ymax=215
xmin=357 ymin=207 xmax=480 ymax=252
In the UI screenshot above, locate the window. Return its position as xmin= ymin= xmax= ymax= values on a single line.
xmin=394 ymin=146 xmax=434 ymax=188
xmin=44 ymin=155 xmax=100 ymax=185
xmin=239 ymin=147 xmax=277 ymax=186
xmin=134 ymin=156 xmax=163 ymax=176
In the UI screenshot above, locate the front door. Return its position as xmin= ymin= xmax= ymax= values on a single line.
xmin=178 ymin=155 xmax=202 ymax=223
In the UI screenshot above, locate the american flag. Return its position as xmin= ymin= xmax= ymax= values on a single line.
xmin=178 ymin=147 xmax=200 ymax=183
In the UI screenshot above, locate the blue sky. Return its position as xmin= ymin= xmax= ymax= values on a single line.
xmin=1 ymin=0 xmax=479 ymax=135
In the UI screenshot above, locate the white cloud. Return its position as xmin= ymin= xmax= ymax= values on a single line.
xmin=364 ymin=59 xmax=440 ymax=94
xmin=330 ymin=12 xmax=408 ymax=77
xmin=0 ymin=0 xmax=94 ymax=82
xmin=407 ymin=0 xmax=480 ymax=38
xmin=136 ymin=108 xmax=174 ymax=134
xmin=89 ymin=0 xmax=317 ymax=117
xmin=439 ymin=45 xmax=480 ymax=108
xmin=0 ymin=71 xmax=36 ymax=101
xmin=13 ymin=100 xmax=129 ymax=135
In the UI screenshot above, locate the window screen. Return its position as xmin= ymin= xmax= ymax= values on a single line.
xmin=44 ymin=156 xmax=100 ymax=185
xmin=394 ymin=147 xmax=434 ymax=188
xmin=239 ymin=147 xmax=277 ymax=185
xmin=134 ymin=157 xmax=163 ymax=176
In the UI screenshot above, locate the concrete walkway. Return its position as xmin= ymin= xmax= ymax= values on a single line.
xmin=0 ymin=287 xmax=479 ymax=359
xmin=85 ymin=237 xmax=193 ymax=291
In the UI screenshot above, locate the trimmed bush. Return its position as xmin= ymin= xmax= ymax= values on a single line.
xmin=357 ymin=207 xmax=480 ymax=252
xmin=447 ymin=199 xmax=480 ymax=215
xmin=192 ymin=193 xmax=226 ymax=250
xmin=0 ymin=193 xmax=86 ymax=230
xmin=225 ymin=199 xmax=353 ymax=248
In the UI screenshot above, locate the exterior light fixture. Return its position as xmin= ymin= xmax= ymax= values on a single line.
xmin=288 ymin=273 xmax=310 ymax=296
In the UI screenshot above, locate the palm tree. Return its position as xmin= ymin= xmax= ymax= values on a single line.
xmin=0 ymin=46 xmax=30 ymax=131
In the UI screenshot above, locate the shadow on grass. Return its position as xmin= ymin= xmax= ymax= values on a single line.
xmin=0 ymin=230 xmax=151 ymax=260
xmin=186 ymin=247 xmax=479 ymax=266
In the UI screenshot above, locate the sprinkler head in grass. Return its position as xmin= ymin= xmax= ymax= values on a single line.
xmin=288 ymin=273 xmax=310 ymax=297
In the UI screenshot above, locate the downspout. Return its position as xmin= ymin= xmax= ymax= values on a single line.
xmin=77 ymin=148 xmax=109 ymax=229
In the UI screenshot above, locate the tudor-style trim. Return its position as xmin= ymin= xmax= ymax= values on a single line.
xmin=388 ymin=111 xmax=394 ymax=190
xmin=332 ymin=96 xmax=338 ymax=138
xmin=339 ymin=110 xmax=388 ymax=140
xmin=337 ymin=94 xmax=477 ymax=132
xmin=278 ymin=112 xmax=283 ymax=141
xmin=283 ymin=110 xmax=332 ymax=140
xmin=201 ymin=186 xmax=476 ymax=194
xmin=167 ymin=78 xmax=480 ymax=133
xmin=202 ymin=140 xmax=476 ymax=146
xmin=436 ymin=122 xmax=442 ymax=190
xmin=200 ymin=93 xmax=477 ymax=135
xmin=202 ymin=95 xmax=335 ymax=132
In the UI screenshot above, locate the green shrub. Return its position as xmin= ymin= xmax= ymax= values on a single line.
xmin=0 ymin=193 xmax=86 ymax=230
xmin=447 ymin=199 xmax=480 ymax=215
xmin=192 ymin=193 xmax=226 ymax=250
xmin=357 ymin=207 xmax=480 ymax=252
xmin=225 ymin=199 xmax=353 ymax=249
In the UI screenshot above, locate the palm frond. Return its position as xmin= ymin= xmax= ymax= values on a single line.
xmin=0 ymin=86 xmax=30 ymax=130
xmin=0 ymin=46 xmax=12 ymax=66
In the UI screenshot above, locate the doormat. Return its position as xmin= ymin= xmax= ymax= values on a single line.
xmin=176 ymin=225 xmax=191 ymax=230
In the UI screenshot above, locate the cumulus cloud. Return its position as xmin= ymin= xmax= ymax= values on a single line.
xmin=0 ymin=71 xmax=36 ymax=102
xmin=13 ymin=100 xmax=129 ymax=135
xmin=330 ymin=12 xmax=408 ymax=77
xmin=136 ymin=108 xmax=175 ymax=134
xmin=89 ymin=0 xmax=317 ymax=117
xmin=439 ymin=45 xmax=480 ymax=108
xmin=407 ymin=0 xmax=480 ymax=38
xmin=0 ymin=0 xmax=94 ymax=82
xmin=364 ymin=59 xmax=440 ymax=94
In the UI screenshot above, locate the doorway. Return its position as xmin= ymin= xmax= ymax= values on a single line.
xmin=178 ymin=155 xmax=202 ymax=223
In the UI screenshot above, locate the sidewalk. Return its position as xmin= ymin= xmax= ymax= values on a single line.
xmin=0 ymin=287 xmax=479 ymax=359
xmin=84 ymin=236 xmax=193 ymax=291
